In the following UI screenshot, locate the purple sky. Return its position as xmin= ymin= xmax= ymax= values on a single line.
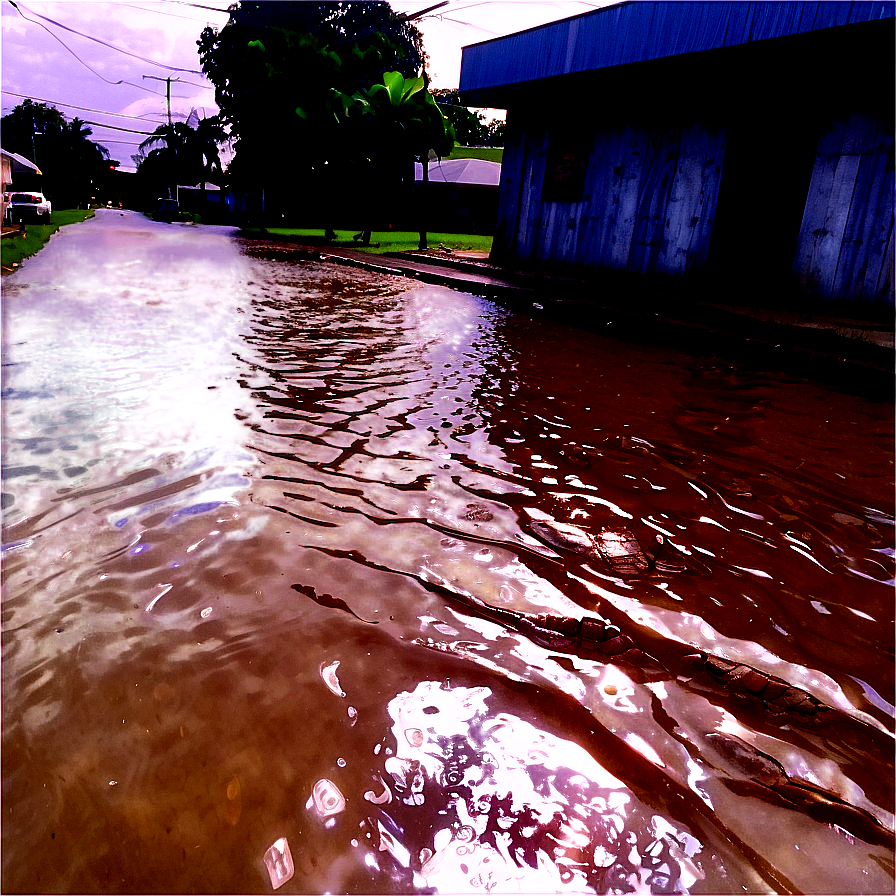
xmin=1 ymin=0 xmax=610 ymax=170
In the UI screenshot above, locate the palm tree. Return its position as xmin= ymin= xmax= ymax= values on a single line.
xmin=139 ymin=122 xmax=194 ymax=200
xmin=63 ymin=118 xmax=111 ymax=208
xmin=190 ymin=114 xmax=226 ymax=205
xmin=138 ymin=116 xmax=226 ymax=209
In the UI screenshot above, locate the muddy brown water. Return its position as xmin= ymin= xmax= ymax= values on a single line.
xmin=2 ymin=210 xmax=893 ymax=894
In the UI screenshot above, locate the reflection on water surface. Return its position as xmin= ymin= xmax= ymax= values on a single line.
xmin=2 ymin=211 xmax=893 ymax=893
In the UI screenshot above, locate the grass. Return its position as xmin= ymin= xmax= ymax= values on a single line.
xmin=445 ymin=146 xmax=503 ymax=163
xmin=244 ymin=228 xmax=493 ymax=255
xmin=2 ymin=209 xmax=94 ymax=270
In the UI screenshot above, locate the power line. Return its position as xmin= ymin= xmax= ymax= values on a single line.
xmin=437 ymin=15 xmax=499 ymax=33
xmin=1 ymin=89 xmax=171 ymax=123
xmin=398 ymin=1 xmax=451 ymax=21
xmin=4 ymin=2 xmax=168 ymax=93
xmin=118 ymin=1 xmax=229 ymax=23
xmin=8 ymin=0 xmax=208 ymax=75
xmin=156 ymin=0 xmax=234 ymax=12
xmin=79 ymin=119 xmax=155 ymax=135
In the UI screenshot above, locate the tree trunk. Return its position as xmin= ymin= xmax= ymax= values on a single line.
xmin=418 ymin=150 xmax=429 ymax=251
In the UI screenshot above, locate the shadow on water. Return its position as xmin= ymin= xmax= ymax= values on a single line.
xmin=2 ymin=211 xmax=893 ymax=893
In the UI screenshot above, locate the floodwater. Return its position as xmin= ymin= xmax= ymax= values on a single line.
xmin=2 ymin=209 xmax=893 ymax=894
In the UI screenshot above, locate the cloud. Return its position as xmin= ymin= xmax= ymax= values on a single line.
xmin=2 ymin=13 xmax=27 ymax=36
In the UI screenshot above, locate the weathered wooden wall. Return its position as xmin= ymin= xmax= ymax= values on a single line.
xmin=793 ymin=108 xmax=894 ymax=304
xmin=494 ymin=115 xmax=727 ymax=278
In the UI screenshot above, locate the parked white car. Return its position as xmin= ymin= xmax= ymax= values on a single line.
xmin=7 ymin=191 xmax=52 ymax=223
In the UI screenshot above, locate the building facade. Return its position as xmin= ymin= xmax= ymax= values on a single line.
xmin=459 ymin=1 xmax=894 ymax=306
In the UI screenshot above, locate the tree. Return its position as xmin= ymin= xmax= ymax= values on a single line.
xmin=138 ymin=121 xmax=193 ymax=200
xmin=485 ymin=118 xmax=505 ymax=147
xmin=197 ymin=1 xmax=426 ymax=228
xmin=328 ymin=71 xmax=454 ymax=248
xmin=135 ymin=114 xmax=226 ymax=208
xmin=1 ymin=99 xmax=112 ymax=207
xmin=189 ymin=114 xmax=226 ymax=201
xmin=228 ymin=1 xmax=424 ymax=74
xmin=431 ymin=89 xmax=488 ymax=146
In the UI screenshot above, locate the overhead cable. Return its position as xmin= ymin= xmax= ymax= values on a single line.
xmin=5 ymin=2 xmax=166 ymax=94
xmin=79 ymin=120 xmax=155 ymax=135
xmin=397 ymin=1 xmax=450 ymax=21
xmin=118 ymin=1 xmax=228 ymax=23
xmin=156 ymin=0 xmax=234 ymax=12
xmin=7 ymin=1 xmax=208 ymax=75
xmin=1 ymin=89 xmax=171 ymax=122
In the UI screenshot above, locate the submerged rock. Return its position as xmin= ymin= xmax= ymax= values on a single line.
xmin=528 ymin=517 xmax=650 ymax=575
xmin=592 ymin=527 xmax=650 ymax=575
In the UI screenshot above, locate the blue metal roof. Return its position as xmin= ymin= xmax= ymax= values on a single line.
xmin=460 ymin=1 xmax=894 ymax=99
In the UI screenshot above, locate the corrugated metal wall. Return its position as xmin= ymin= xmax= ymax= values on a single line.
xmin=794 ymin=108 xmax=894 ymax=303
xmin=494 ymin=115 xmax=727 ymax=278
xmin=474 ymin=4 xmax=894 ymax=305
xmin=461 ymin=1 xmax=894 ymax=104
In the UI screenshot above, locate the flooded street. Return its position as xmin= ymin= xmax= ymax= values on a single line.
xmin=2 ymin=209 xmax=893 ymax=893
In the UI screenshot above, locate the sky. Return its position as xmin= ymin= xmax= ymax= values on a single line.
xmin=1 ymin=0 xmax=613 ymax=171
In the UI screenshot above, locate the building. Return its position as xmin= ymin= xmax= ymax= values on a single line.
xmin=459 ymin=1 xmax=894 ymax=306
xmin=1 ymin=147 xmax=42 ymax=222
xmin=414 ymin=157 xmax=501 ymax=233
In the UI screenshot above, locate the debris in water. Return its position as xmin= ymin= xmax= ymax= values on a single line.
xmin=528 ymin=516 xmax=650 ymax=575
xmin=464 ymin=503 xmax=493 ymax=522
xmin=320 ymin=661 xmax=345 ymax=697
xmin=528 ymin=518 xmax=596 ymax=558
xmin=225 ymin=775 xmax=242 ymax=826
xmin=364 ymin=776 xmax=393 ymax=805
xmin=592 ymin=527 xmax=650 ymax=575
xmin=263 ymin=837 xmax=294 ymax=889
xmin=312 ymin=778 xmax=346 ymax=818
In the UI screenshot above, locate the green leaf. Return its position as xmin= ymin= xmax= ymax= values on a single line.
xmin=400 ymin=76 xmax=425 ymax=102
xmin=381 ymin=71 xmax=405 ymax=105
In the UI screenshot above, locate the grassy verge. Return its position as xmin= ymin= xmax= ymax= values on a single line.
xmin=2 ymin=209 xmax=95 ymax=270
xmin=445 ymin=146 xmax=503 ymax=163
xmin=243 ymin=228 xmax=492 ymax=255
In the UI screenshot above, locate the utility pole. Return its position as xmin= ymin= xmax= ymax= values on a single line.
xmin=142 ymin=75 xmax=181 ymax=125
xmin=143 ymin=75 xmax=182 ymax=201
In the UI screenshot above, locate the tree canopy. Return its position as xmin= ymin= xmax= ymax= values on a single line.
xmin=1 ymin=99 xmax=113 ymax=207
xmin=431 ymin=89 xmax=504 ymax=147
xmin=197 ymin=1 xmax=426 ymax=193
xmin=323 ymin=70 xmax=454 ymax=247
xmin=135 ymin=115 xmax=225 ymax=200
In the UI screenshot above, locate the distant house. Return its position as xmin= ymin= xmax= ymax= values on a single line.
xmin=414 ymin=158 xmax=501 ymax=234
xmin=1 ymin=152 xmax=11 ymax=223
xmin=459 ymin=1 xmax=894 ymax=306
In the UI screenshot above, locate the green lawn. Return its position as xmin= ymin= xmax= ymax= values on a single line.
xmin=2 ymin=209 xmax=94 ymax=270
xmin=245 ymin=228 xmax=492 ymax=255
xmin=445 ymin=146 xmax=503 ymax=163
